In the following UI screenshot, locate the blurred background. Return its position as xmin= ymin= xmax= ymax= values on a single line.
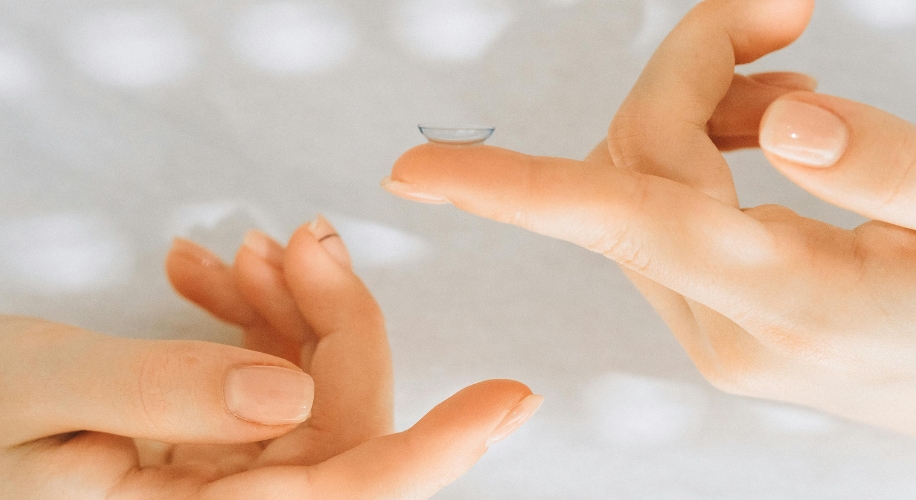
xmin=2 ymin=0 xmax=916 ymax=497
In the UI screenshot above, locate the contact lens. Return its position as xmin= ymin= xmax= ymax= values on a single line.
xmin=418 ymin=124 xmax=495 ymax=146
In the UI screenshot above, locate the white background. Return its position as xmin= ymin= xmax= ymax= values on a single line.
xmin=2 ymin=0 xmax=916 ymax=498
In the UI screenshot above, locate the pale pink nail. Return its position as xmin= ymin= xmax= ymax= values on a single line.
xmin=306 ymin=215 xmax=352 ymax=268
xmin=242 ymin=230 xmax=284 ymax=269
xmin=380 ymin=176 xmax=451 ymax=205
xmin=760 ymin=100 xmax=849 ymax=167
xmin=225 ymin=366 xmax=314 ymax=425
xmin=486 ymin=394 xmax=544 ymax=446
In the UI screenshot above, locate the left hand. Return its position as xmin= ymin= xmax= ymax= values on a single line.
xmin=1 ymin=217 xmax=540 ymax=499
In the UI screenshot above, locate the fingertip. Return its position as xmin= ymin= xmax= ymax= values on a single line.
xmin=241 ymin=230 xmax=284 ymax=269
xmin=416 ymin=379 xmax=535 ymax=434
xmin=760 ymin=93 xmax=849 ymax=168
xmin=167 ymin=237 xmax=225 ymax=270
xmin=486 ymin=393 xmax=544 ymax=446
xmin=283 ymin=221 xmax=379 ymax=338
xmin=390 ymin=143 xmax=427 ymax=176
xmin=307 ymin=215 xmax=353 ymax=269
xmin=286 ymin=222 xmax=342 ymax=277
xmin=716 ymin=0 xmax=815 ymax=63
xmin=391 ymin=143 xmax=521 ymax=184
xmin=166 ymin=238 xmax=259 ymax=327
xmin=759 ymin=92 xmax=916 ymax=228
xmin=398 ymin=379 xmax=538 ymax=478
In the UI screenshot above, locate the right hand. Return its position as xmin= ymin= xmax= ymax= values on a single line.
xmin=0 ymin=218 xmax=541 ymax=499
xmin=385 ymin=0 xmax=916 ymax=435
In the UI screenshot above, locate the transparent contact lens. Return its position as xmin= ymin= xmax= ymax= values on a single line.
xmin=418 ymin=124 xmax=495 ymax=146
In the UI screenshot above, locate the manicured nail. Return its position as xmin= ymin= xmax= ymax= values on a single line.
xmin=170 ymin=237 xmax=224 ymax=269
xmin=760 ymin=100 xmax=849 ymax=167
xmin=242 ymin=230 xmax=284 ymax=269
xmin=306 ymin=215 xmax=352 ymax=268
xmin=486 ymin=394 xmax=544 ymax=446
xmin=225 ymin=365 xmax=314 ymax=425
xmin=381 ymin=176 xmax=451 ymax=205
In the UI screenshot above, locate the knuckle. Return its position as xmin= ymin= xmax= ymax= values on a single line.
xmin=608 ymin=112 xmax=651 ymax=170
xmin=590 ymin=175 xmax=651 ymax=272
xmin=756 ymin=324 xmax=835 ymax=363
xmin=136 ymin=342 xmax=202 ymax=433
xmin=595 ymin=229 xmax=650 ymax=272
xmin=878 ymin=127 xmax=916 ymax=213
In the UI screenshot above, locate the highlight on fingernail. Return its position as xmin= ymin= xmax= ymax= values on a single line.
xmin=760 ymin=99 xmax=849 ymax=167
xmin=419 ymin=124 xmax=495 ymax=146
xmin=486 ymin=394 xmax=544 ymax=446
xmin=380 ymin=176 xmax=451 ymax=205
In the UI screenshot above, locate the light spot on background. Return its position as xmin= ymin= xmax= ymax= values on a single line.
xmin=0 ymin=46 xmax=40 ymax=98
xmin=170 ymin=202 xmax=284 ymax=257
xmin=231 ymin=1 xmax=356 ymax=74
xmin=543 ymin=0 xmax=585 ymax=7
xmin=631 ymin=0 xmax=680 ymax=51
xmin=332 ymin=216 xmax=433 ymax=268
xmin=0 ymin=214 xmax=133 ymax=294
xmin=751 ymin=402 xmax=838 ymax=434
xmin=172 ymin=202 xmax=254 ymax=234
xmin=65 ymin=7 xmax=199 ymax=86
xmin=841 ymin=0 xmax=916 ymax=28
xmin=394 ymin=0 xmax=514 ymax=61
xmin=583 ymin=373 xmax=708 ymax=446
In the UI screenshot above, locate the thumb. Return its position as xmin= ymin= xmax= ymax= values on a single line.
xmin=200 ymin=380 xmax=542 ymax=500
xmin=0 ymin=316 xmax=314 ymax=447
xmin=760 ymin=92 xmax=916 ymax=229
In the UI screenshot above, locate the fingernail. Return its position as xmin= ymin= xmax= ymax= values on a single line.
xmin=225 ymin=366 xmax=314 ymax=425
xmin=170 ymin=237 xmax=224 ymax=269
xmin=381 ymin=176 xmax=451 ymax=205
xmin=486 ymin=394 xmax=544 ymax=446
xmin=242 ymin=230 xmax=284 ymax=269
xmin=306 ymin=215 xmax=352 ymax=268
xmin=760 ymin=100 xmax=849 ymax=167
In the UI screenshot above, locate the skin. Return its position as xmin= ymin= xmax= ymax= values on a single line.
xmin=0 ymin=219 xmax=538 ymax=499
xmin=388 ymin=0 xmax=916 ymax=435
xmin=5 ymin=0 xmax=913 ymax=494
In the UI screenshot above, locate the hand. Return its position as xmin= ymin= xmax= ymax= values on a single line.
xmin=384 ymin=0 xmax=916 ymax=435
xmin=0 ymin=217 xmax=541 ymax=498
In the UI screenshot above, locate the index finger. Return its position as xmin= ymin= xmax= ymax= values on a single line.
xmin=609 ymin=0 xmax=815 ymax=205
xmin=387 ymin=144 xmax=777 ymax=315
